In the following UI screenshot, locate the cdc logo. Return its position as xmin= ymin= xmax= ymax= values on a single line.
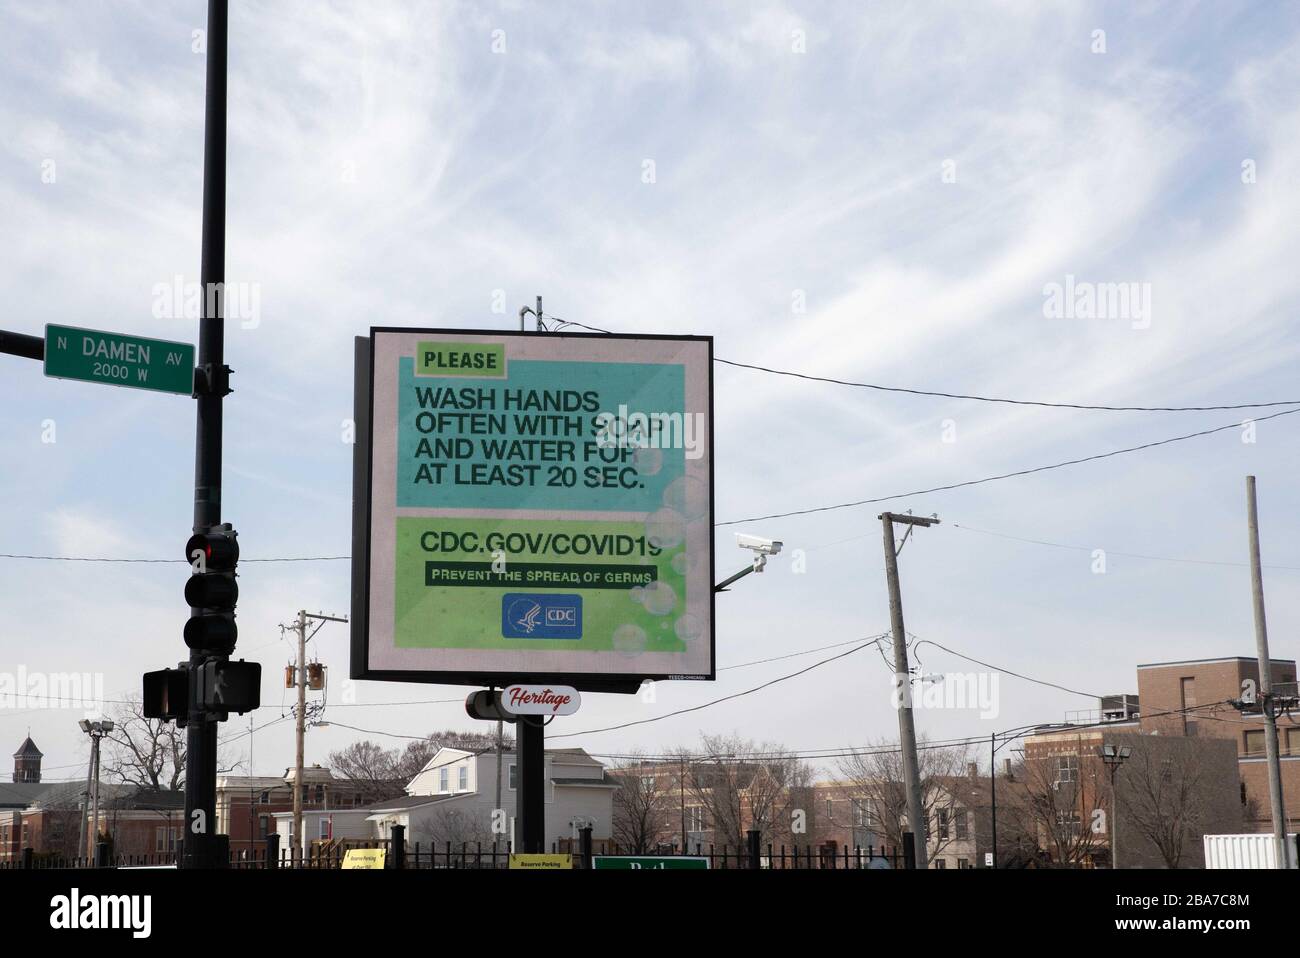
xmin=502 ymin=594 xmax=583 ymax=639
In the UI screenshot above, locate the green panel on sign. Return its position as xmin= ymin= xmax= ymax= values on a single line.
xmin=44 ymin=324 xmax=195 ymax=395
xmin=591 ymin=856 xmax=709 ymax=870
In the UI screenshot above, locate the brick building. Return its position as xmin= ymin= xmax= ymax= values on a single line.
xmin=1020 ymin=658 xmax=1269 ymax=868
xmin=1 ymin=738 xmax=184 ymax=862
xmin=1136 ymin=656 xmax=1299 ymax=832
xmin=216 ymin=764 xmax=369 ymax=858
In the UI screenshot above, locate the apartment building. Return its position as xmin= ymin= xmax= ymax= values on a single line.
xmin=1136 ymin=656 xmax=1299 ymax=832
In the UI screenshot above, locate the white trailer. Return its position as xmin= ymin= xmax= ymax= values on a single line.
xmin=1203 ymin=833 xmax=1298 ymax=868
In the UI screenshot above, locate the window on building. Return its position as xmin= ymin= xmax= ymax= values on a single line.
xmin=155 ymin=827 xmax=179 ymax=853
xmin=458 ymin=766 xmax=469 ymax=792
xmin=687 ymin=806 xmax=710 ymax=833
xmin=319 ymin=818 xmax=330 ymax=840
xmin=1244 ymin=730 xmax=1266 ymax=757
xmin=1055 ymin=811 xmax=1082 ymax=838
xmin=955 ymin=810 xmax=968 ymax=841
xmin=1180 ymin=677 xmax=1198 ymax=735
xmin=957 ymin=858 xmax=970 ymax=869
xmin=826 ymin=798 xmax=834 ymax=819
xmin=440 ymin=768 xmax=449 ymax=792
xmin=315 ymin=785 xmax=325 ymax=804
xmin=259 ymin=790 xmax=269 ymax=804
xmin=937 ymin=808 xmax=950 ymax=840
xmin=508 ymin=764 xmax=517 ymax=790
xmin=1287 ymin=728 xmax=1300 ymax=757
xmin=851 ymin=798 xmax=868 ymax=828
xmin=1055 ymin=755 xmax=1078 ymax=784
xmin=934 ymin=858 xmax=946 ymax=869
xmin=259 ymin=816 xmax=269 ymax=839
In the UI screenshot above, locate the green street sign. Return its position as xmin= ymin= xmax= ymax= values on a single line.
xmin=44 ymin=324 xmax=195 ymax=395
xmin=592 ymin=856 xmax=709 ymax=870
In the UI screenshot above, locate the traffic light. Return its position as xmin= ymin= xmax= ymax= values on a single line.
xmin=143 ymin=667 xmax=188 ymax=723
xmin=198 ymin=659 xmax=261 ymax=716
xmin=184 ymin=524 xmax=239 ymax=653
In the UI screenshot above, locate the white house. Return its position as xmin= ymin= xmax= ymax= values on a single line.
xmin=359 ymin=746 xmax=617 ymax=850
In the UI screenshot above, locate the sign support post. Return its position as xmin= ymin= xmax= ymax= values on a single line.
xmin=517 ymin=716 xmax=546 ymax=853
xmin=184 ymin=0 xmax=231 ymax=870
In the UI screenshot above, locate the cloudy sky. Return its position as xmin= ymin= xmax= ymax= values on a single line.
xmin=2 ymin=0 xmax=1299 ymax=787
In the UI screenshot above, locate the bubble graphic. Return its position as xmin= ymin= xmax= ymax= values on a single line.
xmin=640 ymin=580 xmax=677 ymax=616
xmin=670 ymin=551 xmax=691 ymax=577
xmin=633 ymin=446 xmax=663 ymax=476
xmin=674 ymin=614 xmax=703 ymax=644
xmin=612 ymin=623 xmax=647 ymax=654
xmin=645 ymin=508 xmax=686 ymax=550
xmin=664 ymin=476 xmax=708 ymax=521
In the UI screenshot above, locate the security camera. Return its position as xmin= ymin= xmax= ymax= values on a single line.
xmin=735 ymin=534 xmax=782 ymax=556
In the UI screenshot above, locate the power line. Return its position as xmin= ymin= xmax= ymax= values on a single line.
xmin=549 ymin=317 xmax=1300 ymax=412
xmin=949 ymin=522 xmax=1300 ymax=571
xmin=549 ymin=639 xmax=884 ymax=740
xmin=714 ymin=358 xmax=1300 ymax=413
xmin=716 ymin=405 xmax=1300 ymax=526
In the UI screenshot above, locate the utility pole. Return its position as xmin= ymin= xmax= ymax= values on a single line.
xmin=494 ymin=715 xmax=504 ymax=826
xmin=89 ymin=736 xmax=101 ymax=860
xmin=292 ymin=610 xmax=306 ymax=863
xmin=79 ymin=742 xmax=94 ymax=861
xmin=78 ymin=719 xmax=114 ymax=861
xmin=1246 ymin=475 xmax=1289 ymax=868
xmin=183 ymin=0 xmax=230 ymax=870
xmin=288 ymin=609 xmax=347 ymax=862
xmin=879 ymin=511 xmax=938 ymax=870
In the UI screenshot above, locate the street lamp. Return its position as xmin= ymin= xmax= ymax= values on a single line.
xmin=989 ymin=723 xmax=1058 ymax=868
xmin=1097 ymin=743 xmax=1132 ymax=869
xmin=78 ymin=718 xmax=115 ymax=861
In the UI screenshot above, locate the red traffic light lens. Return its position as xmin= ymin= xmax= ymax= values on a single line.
xmin=185 ymin=531 xmax=239 ymax=570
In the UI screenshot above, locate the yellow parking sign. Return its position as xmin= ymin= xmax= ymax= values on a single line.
xmin=508 ymin=854 xmax=572 ymax=870
xmin=341 ymin=848 xmax=387 ymax=870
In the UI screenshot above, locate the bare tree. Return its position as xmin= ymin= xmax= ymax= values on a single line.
xmin=835 ymin=737 xmax=971 ymax=860
xmin=102 ymin=696 xmax=188 ymax=791
xmin=1119 ymin=736 xmax=1217 ymax=869
xmin=1016 ymin=743 xmax=1108 ymax=867
xmin=425 ymin=806 xmax=494 ymax=848
xmin=681 ymin=734 xmax=810 ymax=850
xmin=611 ymin=752 xmax=673 ymax=853
xmin=328 ymin=741 xmax=405 ymax=804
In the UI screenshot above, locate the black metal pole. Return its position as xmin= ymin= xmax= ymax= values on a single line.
xmin=989 ymin=732 xmax=997 ymax=869
xmin=0 ymin=330 xmax=43 ymax=360
xmin=517 ymin=717 xmax=545 ymax=853
xmin=183 ymin=0 xmax=228 ymax=870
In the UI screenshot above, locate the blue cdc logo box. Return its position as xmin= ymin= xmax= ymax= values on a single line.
xmin=502 ymin=594 xmax=583 ymax=639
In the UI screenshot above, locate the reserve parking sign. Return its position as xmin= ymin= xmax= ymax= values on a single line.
xmin=351 ymin=327 xmax=714 ymax=691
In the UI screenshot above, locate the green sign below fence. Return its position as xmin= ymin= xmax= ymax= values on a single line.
xmin=592 ymin=855 xmax=709 ymax=870
xmin=44 ymin=323 xmax=194 ymax=395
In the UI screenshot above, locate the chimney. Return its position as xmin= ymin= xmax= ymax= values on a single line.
xmin=1003 ymin=758 xmax=1013 ymax=780
xmin=967 ymin=762 xmax=978 ymax=779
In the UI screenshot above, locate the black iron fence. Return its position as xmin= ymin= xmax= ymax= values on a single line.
xmin=1 ymin=833 xmax=904 ymax=871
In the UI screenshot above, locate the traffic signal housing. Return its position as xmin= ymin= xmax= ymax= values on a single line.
xmin=199 ymin=659 xmax=261 ymax=717
xmin=184 ymin=524 xmax=239 ymax=653
xmin=143 ymin=667 xmax=188 ymax=724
